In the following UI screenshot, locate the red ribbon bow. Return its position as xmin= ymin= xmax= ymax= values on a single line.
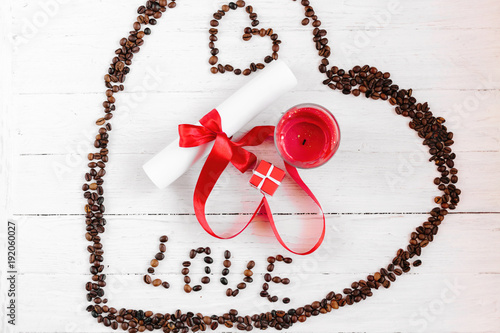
xmin=179 ymin=109 xmax=325 ymax=255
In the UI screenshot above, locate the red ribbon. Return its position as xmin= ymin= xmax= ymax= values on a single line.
xmin=179 ymin=109 xmax=325 ymax=255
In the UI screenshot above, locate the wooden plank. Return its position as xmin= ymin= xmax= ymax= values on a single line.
xmin=14 ymin=273 xmax=500 ymax=332
xmin=13 ymin=213 xmax=500 ymax=332
xmin=10 ymin=0 xmax=500 ymax=35
xmin=13 ymin=89 xmax=500 ymax=155
xmin=15 ymin=214 xmax=500 ymax=275
xmin=11 ymin=28 xmax=500 ymax=93
xmin=11 ymin=150 xmax=500 ymax=214
xmin=9 ymin=1 xmax=500 ymax=94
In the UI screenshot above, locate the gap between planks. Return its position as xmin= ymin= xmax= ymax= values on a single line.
xmin=11 ymin=211 xmax=500 ymax=217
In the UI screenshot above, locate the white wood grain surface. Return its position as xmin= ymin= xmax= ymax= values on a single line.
xmin=1 ymin=0 xmax=500 ymax=332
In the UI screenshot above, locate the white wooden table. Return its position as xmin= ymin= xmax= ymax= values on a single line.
xmin=1 ymin=0 xmax=500 ymax=332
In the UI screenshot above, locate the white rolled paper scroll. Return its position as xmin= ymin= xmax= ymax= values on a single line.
xmin=143 ymin=60 xmax=298 ymax=189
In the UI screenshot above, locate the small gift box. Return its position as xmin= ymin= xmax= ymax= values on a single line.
xmin=249 ymin=160 xmax=286 ymax=196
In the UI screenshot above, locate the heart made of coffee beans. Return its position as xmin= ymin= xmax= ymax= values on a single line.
xmin=84 ymin=0 xmax=461 ymax=331
xmin=208 ymin=1 xmax=281 ymax=75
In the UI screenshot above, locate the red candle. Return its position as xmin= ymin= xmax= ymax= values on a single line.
xmin=275 ymin=104 xmax=340 ymax=168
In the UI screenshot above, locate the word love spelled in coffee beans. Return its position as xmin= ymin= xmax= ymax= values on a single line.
xmin=83 ymin=0 xmax=460 ymax=331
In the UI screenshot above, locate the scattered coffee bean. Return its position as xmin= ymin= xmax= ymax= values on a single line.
xmin=159 ymin=243 xmax=166 ymax=252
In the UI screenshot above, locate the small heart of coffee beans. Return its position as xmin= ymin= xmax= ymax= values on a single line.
xmin=208 ymin=2 xmax=281 ymax=75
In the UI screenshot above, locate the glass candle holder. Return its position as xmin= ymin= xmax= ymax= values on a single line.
xmin=275 ymin=103 xmax=340 ymax=169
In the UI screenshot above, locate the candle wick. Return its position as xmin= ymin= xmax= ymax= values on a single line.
xmin=302 ymin=139 xmax=306 ymax=145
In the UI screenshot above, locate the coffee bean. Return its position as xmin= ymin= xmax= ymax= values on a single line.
xmin=152 ymin=279 xmax=161 ymax=287
xmin=143 ymin=275 xmax=152 ymax=284
xmin=159 ymin=235 xmax=168 ymax=242
xmin=162 ymin=281 xmax=170 ymax=289
xmin=223 ymin=260 xmax=231 ymax=268
xmin=204 ymin=256 xmax=213 ymax=264
xmin=247 ymin=261 xmax=255 ymax=269
xmin=193 ymin=285 xmax=202 ymax=292
xmin=205 ymin=266 xmax=211 ymax=274
xmin=150 ymin=259 xmax=159 ymax=268
xmin=244 ymin=269 xmax=253 ymax=277
xmin=224 ymin=250 xmax=231 ymax=259
xmin=201 ymin=277 xmax=210 ymax=284
xmin=184 ymin=285 xmax=192 ymax=293
xmin=159 ymin=243 xmax=166 ymax=252
xmin=220 ymin=277 xmax=228 ymax=285
xmin=209 ymin=56 xmax=218 ymax=65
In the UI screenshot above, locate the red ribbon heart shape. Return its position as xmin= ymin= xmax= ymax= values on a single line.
xmin=179 ymin=109 xmax=325 ymax=255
